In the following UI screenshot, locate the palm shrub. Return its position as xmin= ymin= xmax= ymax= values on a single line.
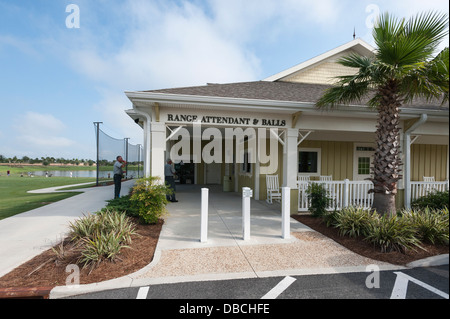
xmin=306 ymin=183 xmax=331 ymax=217
xmin=129 ymin=176 xmax=171 ymax=224
xmin=402 ymin=207 xmax=449 ymax=245
xmin=364 ymin=214 xmax=422 ymax=253
xmin=331 ymin=206 xmax=380 ymax=238
xmin=67 ymin=210 xmax=138 ymax=270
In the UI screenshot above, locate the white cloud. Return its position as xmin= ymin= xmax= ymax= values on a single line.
xmin=15 ymin=112 xmax=66 ymax=134
xmin=63 ymin=0 xmax=345 ymax=141
xmin=63 ymin=0 xmax=267 ymax=149
xmin=69 ymin=0 xmax=262 ymax=91
xmin=0 ymin=35 xmax=40 ymax=58
xmin=12 ymin=112 xmax=76 ymax=156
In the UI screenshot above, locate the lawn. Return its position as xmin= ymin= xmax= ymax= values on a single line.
xmin=0 ymin=175 xmax=96 ymax=220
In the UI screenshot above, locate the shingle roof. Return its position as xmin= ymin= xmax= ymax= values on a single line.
xmin=143 ymin=81 xmax=449 ymax=110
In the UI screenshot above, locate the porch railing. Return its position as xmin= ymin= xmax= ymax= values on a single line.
xmin=410 ymin=181 xmax=449 ymax=203
xmin=298 ymin=180 xmax=449 ymax=212
xmin=298 ymin=180 xmax=374 ymax=212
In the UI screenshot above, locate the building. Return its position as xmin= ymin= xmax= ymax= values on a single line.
xmin=125 ymin=39 xmax=449 ymax=213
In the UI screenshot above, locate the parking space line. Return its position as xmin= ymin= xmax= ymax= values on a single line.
xmin=391 ymin=272 xmax=449 ymax=299
xmin=136 ymin=286 xmax=150 ymax=299
xmin=261 ymin=276 xmax=296 ymax=299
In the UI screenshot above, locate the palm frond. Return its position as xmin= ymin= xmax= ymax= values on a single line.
xmin=373 ymin=11 xmax=449 ymax=66
xmin=400 ymin=47 xmax=449 ymax=104
xmin=315 ymin=80 xmax=370 ymax=109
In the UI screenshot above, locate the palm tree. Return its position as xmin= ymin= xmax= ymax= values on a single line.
xmin=316 ymin=11 xmax=449 ymax=215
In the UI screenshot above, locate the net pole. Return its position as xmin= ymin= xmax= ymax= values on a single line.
xmin=124 ymin=138 xmax=130 ymax=180
xmin=137 ymin=144 xmax=141 ymax=179
xmin=94 ymin=122 xmax=103 ymax=186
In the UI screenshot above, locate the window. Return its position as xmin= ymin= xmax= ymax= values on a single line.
xmin=358 ymin=157 xmax=371 ymax=175
xmin=298 ymin=148 xmax=321 ymax=175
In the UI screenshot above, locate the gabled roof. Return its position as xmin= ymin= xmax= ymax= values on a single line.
xmin=137 ymin=81 xmax=448 ymax=111
xmin=263 ymin=38 xmax=376 ymax=82
xmin=141 ymin=81 xmax=329 ymax=104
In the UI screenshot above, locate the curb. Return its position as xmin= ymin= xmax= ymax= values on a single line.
xmin=49 ymin=254 xmax=449 ymax=299
xmin=0 ymin=286 xmax=53 ymax=299
xmin=406 ymin=254 xmax=449 ymax=269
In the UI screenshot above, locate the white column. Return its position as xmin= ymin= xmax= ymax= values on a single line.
xmin=404 ymin=133 xmax=412 ymax=209
xmin=242 ymin=187 xmax=252 ymax=240
xmin=403 ymin=114 xmax=427 ymax=209
xmin=200 ymin=188 xmax=209 ymax=243
xmin=254 ymin=129 xmax=260 ymax=200
xmin=282 ymin=187 xmax=290 ymax=239
xmin=150 ymin=122 xmax=166 ymax=182
xmin=283 ymin=128 xmax=298 ymax=188
xmin=132 ymin=108 xmax=152 ymax=177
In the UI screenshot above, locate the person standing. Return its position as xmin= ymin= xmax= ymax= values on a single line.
xmin=164 ymin=159 xmax=178 ymax=202
xmin=113 ymin=155 xmax=126 ymax=199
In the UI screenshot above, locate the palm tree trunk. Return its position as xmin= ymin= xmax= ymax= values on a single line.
xmin=370 ymin=80 xmax=403 ymax=216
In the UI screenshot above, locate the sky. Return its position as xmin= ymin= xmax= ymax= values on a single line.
xmin=0 ymin=0 xmax=448 ymax=161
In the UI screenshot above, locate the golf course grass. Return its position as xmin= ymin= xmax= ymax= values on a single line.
xmin=0 ymin=175 xmax=96 ymax=220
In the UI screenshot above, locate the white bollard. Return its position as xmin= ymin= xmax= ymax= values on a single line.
xmin=242 ymin=187 xmax=252 ymax=241
xmin=282 ymin=187 xmax=290 ymax=239
xmin=200 ymin=188 xmax=209 ymax=243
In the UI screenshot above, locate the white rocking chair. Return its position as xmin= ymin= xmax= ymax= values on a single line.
xmin=266 ymin=175 xmax=281 ymax=204
xmin=297 ymin=174 xmax=311 ymax=182
xmin=423 ymin=176 xmax=436 ymax=193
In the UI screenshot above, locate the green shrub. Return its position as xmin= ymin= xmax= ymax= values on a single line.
xmin=306 ymin=183 xmax=331 ymax=217
xmin=67 ymin=210 xmax=137 ymax=270
xmin=402 ymin=207 xmax=449 ymax=245
xmin=105 ymin=195 xmax=139 ymax=218
xmin=411 ymin=190 xmax=449 ymax=210
xmin=331 ymin=206 xmax=379 ymax=238
xmin=129 ymin=176 xmax=171 ymax=224
xmin=364 ymin=214 xmax=422 ymax=253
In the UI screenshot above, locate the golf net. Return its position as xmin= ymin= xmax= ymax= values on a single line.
xmin=95 ymin=125 xmax=143 ymax=180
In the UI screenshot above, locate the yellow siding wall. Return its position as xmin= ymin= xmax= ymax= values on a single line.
xmin=300 ymin=141 xmax=354 ymax=180
xmin=283 ymin=62 xmax=358 ymax=85
xmin=411 ymin=144 xmax=448 ymax=181
xmin=258 ymin=140 xmax=284 ymax=200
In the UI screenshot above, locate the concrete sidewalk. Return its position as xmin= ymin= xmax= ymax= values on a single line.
xmin=0 ymin=180 xmax=135 ymax=278
xmin=131 ymin=185 xmax=404 ymax=281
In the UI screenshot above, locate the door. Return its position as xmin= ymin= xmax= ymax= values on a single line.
xmin=353 ymin=144 xmax=375 ymax=181
xmin=205 ymin=163 xmax=222 ymax=184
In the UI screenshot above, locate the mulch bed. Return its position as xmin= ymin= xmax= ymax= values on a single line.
xmin=0 ymin=218 xmax=163 ymax=290
xmin=293 ymin=215 xmax=449 ymax=266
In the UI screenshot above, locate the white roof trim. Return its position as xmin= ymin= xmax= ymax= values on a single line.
xmin=263 ymin=38 xmax=376 ymax=82
xmin=125 ymin=91 xmax=448 ymax=121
